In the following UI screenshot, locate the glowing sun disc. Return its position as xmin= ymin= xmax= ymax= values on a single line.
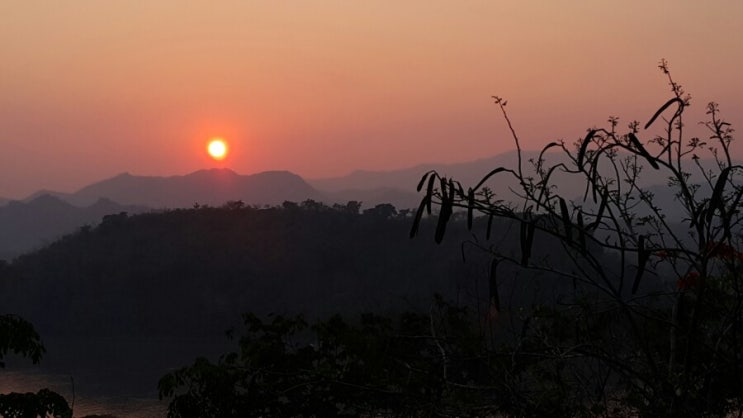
xmin=207 ymin=138 xmax=228 ymax=160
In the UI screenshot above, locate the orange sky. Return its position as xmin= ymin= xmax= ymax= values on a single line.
xmin=1 ymin=1 xmax=742 ymax=199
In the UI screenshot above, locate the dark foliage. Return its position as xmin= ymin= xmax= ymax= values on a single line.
xmin=0 ymin=314 xmax=71 ymax=416
xmin=0 ymin=200 xmax=497 ymax=338
xmin=0 ymin=389 xmax=71 ymax=418
xmin=0 ymin=314 xmax=44 ymax=368
xmin=410 ymin=61 xmax=743 ymax=416
xmin=159 ymin=297 xmax=499 ymax=417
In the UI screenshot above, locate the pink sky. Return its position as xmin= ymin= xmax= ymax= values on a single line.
xmin=2 ymin=1 xmax=742 ymax=199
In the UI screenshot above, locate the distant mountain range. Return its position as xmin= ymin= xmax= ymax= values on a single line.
xmin=22 ymin=169 xmax=323 ymax=208
xmin=7 ymin=149 xmax=711 ymax=209
xmin=0 ymin=150 xmax=726 ymax=260
xmin=307 ymin=149 xmax=692 ymax=205
xmin=309 ymin=152 xmax=527 ymax=192
xmin=0 ymin=195 xmax=147 ymax=261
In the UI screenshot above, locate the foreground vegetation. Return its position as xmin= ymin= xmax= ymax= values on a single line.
xmin=409 ymin=61 xmax=743 ymax=416
xmin=161 ymin=63 xmax=743 ymax=417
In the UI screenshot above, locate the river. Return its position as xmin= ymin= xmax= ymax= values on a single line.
xmin=0 ymin=336 xmax=231 ymax=417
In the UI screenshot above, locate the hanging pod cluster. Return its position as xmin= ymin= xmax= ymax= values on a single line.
xmin=410 ymin=167 xmax=513 ymax=243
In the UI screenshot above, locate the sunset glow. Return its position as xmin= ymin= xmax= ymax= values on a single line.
xmin=1 ymin=2 xmax=742 ymax=198
xmin=207 ymin=139 xmax=228 ymax=160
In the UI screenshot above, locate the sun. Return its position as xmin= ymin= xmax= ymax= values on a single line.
xmin=207 ymin=138 xmax=228 ymax=160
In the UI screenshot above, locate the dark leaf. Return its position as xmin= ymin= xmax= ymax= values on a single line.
xmin=416 ymin=171 xmax=433 ymax=192
xmin=539 ymin=141 xmax=561 ymax=159
xmin=434 ymin=185 xmax=453 ymax=244
xmin=644 ymin=97 xmax=684 ymax=129
xmin=588 ymin=187 xmax=609 ymax=231
xmin=426 ymin=174 xmax=436 ymax=214
xmin=590 ymin=157 xmax=600 ymax=202
xmin=628 ymin=133 xmax=659 ymax=169
xmin=473 ymin=167 xmax=508 ymax=192
xmin=707 ymin=167 xmax=731 ymax=223
xmin=577 ymin=129 xmax=597 ymax=168
xmin=455 ymin=180 xmax=465 ymax=198
xmin=409 ymin=196 xmax=429 ymax=238
xmin=536 ymin=164 xmax=563 ymax=204
xmin=559 ymin=198 xmax=572 ymax=243
xmin=537 ymin=142 xmax=561 ymax=174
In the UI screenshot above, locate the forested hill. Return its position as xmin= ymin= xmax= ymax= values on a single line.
xmin=0 ymin=200 xmax=503 ymax=339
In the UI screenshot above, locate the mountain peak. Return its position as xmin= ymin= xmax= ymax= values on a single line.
xmin=69 ymin=169 xmax=320 ymax=208
xmin=188 ymin=168 xmax=240 ymax=177
xmin=27 ymin=193 xmax=72 ymax=208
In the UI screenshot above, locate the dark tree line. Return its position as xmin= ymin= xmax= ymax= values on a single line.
xmin=0 ymin=200 xmax=502 ymax=339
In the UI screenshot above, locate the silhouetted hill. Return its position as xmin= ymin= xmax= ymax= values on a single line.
xmin=69 ymin=168 xmax=322 ymax=207
xmin=22 ymin=189 xmax=75 ymax=203
xmin=0 ymin=202 xmax=501 ymax=338
xmin=0 ymin=200 xmax=593 ymax=341
xmin=5 ymin=169 xmax=419 ymax=257
xmin=0 ymin=195 xmax=146 ymax=261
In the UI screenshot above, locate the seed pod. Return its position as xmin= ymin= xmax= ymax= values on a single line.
xmin=559 ymin=198 xmax=572 ymax=244
xmin=577 ymin=129 xmax=597 ymax=168
xmin=645 ymin=97 xmax=684 ymax=130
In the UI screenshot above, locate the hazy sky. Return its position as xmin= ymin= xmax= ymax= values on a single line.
xmin=2 ymin=1 xmax=742 ymax=198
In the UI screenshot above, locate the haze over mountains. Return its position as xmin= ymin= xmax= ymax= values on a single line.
xmin=0 ymin=196 xmax=147 ymax=261
xmin=20 ymin=169 xmax=321 ymax=208
xmin=0 ymin=150 xmax=714 ymax=260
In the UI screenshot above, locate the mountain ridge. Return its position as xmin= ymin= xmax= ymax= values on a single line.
xmin=16 ymin=149 xmax=714 ymax=209
xmin=57 ymin=168 xmax=322 ymax=208
xmin=0 ymin=194 xmax=147 ymax=260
